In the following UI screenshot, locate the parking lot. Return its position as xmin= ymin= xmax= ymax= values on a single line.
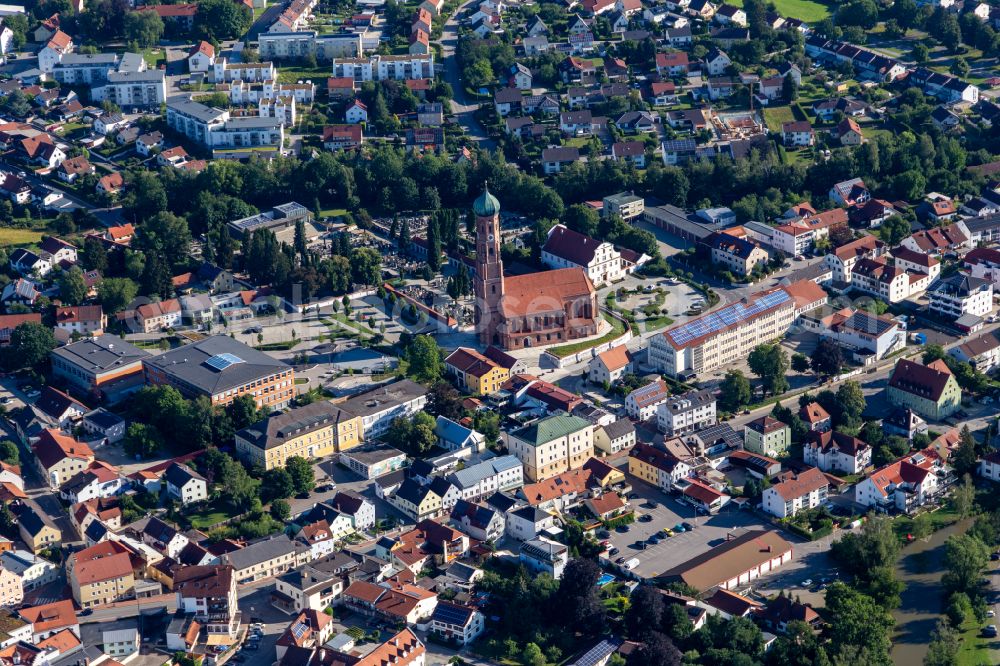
xmin=603 ymin=477 xmax=777 ymax=580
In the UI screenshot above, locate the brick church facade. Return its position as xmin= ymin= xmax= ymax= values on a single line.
xmin=473 ymin=185 xmax=599 ymax=350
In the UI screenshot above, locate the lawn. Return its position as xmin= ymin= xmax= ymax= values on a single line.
xmin=956 ymin=617 xmax=992 ymax=666
xmin=141 ymin=48 xmax=166 ymax=69
xmin=0 ymin=229 xmax=43 ymax=246
xmin=548 ymin=312 xmax=626 ymax=359
xmin=278 ymin=65 xmax=333 ymax=83
xmin=188 ymin=500 xmax=238 ymax=530
xmin=644 ymin=315 xmax=674 ymax=332
xmin=319 ymin=208 xmax=349 ymax=219
xmin=729 ymin=0 xmax=831 ymax=21
xmin=763 ymin=106 xmax=796 ymax=132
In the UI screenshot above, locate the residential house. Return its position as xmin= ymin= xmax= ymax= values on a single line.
xmin=781 ymin=121 xmax=814 ymax=147
xmin=656 ymin=389 xmax=716 ymax=436
xmin=32 ymin=429 xmax=94 ymax=489
xmin=887 ymin=359 xmax=962 ymax=421
xmin=855 ymin=451 xmax=942 ymax=513
xmin=625 ymin=379 xmax=671 ymax=421
xmin=762 ymin=467 xmax=829 ymax=518
xmin=804 ymin=430 xmax=872 ymax=474
xmin=743 ymin=416 xmax=790 ymax=457
xmin=628 ymin=442 xmax=691 ymax=491
xmin=519 ymin=538 xmax=568 ymax=579
xmin=164 ymin=463 xmax=208 ymax=505
xmin=588 ymin=345 xmax=633 ymax=385
xmin=800 ymin=402 xmax=831 ymax=432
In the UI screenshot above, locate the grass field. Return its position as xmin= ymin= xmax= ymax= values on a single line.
xmin=729 ymin=0 xmax=831 ymax=21
xmin=956 ymin=617 xmax=992 ymax=666
xmin=548 ymin=312 xmax=626 ymax=359
xmin=0 ymin=229 xmax=43 ymax=247
xmin=188 ymin=501 xmax=238 ymax=530
xmin=763 ymin=106 xmax=796 ymax=132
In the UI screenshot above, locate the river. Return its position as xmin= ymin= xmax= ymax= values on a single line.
xmin=891 ymin=519 xmax=973 ymax=665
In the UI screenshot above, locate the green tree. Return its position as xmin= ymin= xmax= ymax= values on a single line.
xmin=791 ymin=353 xmax=810 ymax=373
xmin=123 ymin=9 xmax=163 ymax=47
xmin=952 ymin=426 xmax=977 ymax=477
xmin=942 ymin=533 xmax=989 ymax=595
xmin=194 ymin=0 xmax=252 ymax=40
xmin=285 ymin=456 xmax=315 ymax=494
xmin=952 ymin=474 xmax=976 ymax=519
xmin=350 ymin=247 xmax=382 ymax=286
xmin=835 ymin=381 xmax=867 ymax=430
xmin=57 ymin=266 xmax=89 ymax=306
xmin=924 ymin=620 xmax=959 ymax=666
xmin=824 ymin=583 xmax=894 ymax=663
xmin=625 ymin=585 xmax=664 ymax=639
xmin=7 ymin=323 xmax=56 ymax=371
xmin=404 ymin=335 xmax=442 ymax=383
xmin=220 ymin=457 xmax=260 ymax=512
xmin=521 ymin=643 xmax=545 ymax=666
xmin=719 ymin=369 xmax=752 ymax=412
xmin=269 ymin=498 xmax=291 ymax=522
xmin=748 ymin=343 xmax=789 ymax=396
xmin=261 ymin=468 xmax=295 ymax=502
xmin=0 ymin=440 xmax=19 ymax=466
xmin=97 ymin=277 xmax=138 ymax=315
xmin=226 ymin=394 xmax=262 ymax=431
xmin=879 ymin=216 xmax=911 ymax=245
xmin=124 ymin=422 xmax=164 ymax=459
xmin=811 ymin=339 xmax=844 ymax=376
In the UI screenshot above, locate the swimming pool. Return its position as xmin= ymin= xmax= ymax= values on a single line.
xmin=597 ymin=573 xmax=616 ymax=587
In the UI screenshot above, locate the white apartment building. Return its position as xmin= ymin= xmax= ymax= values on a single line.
xmin=541 ymin=224 xmax=623 ymax=287
xmin=505 ymin=413 xmax=594 ymax=482
xmin=338 ymin=379 xmax=428 ymax=440
xmin=446 ymin=455 xmax=524 ymax=501
xmin=980 ymin=450 xmax=1000 ymax=484
xmin=648 ymin=287 xmax=796 ymax=378
xmin=849 ymin=257 xmax=930 ymax=304
xmin=625 ymin=379 xmax=671 ymax=421
xmin=855 ymin=454 xmax=939 ymax=514
xmin=761 ymin=467 xmax=829 ymax=518
xmin=92 ymin=70 xmax=166 ymax=108
xmin=332 ymin=54 xmax=434 ymax=81
xmin=824 ymin=235 xmax=885 ymax=283
xmin=166 ymin=99 xmax=284 ymax=150
xmin=928 ymin=275 xmax=993 ymax=321
xmin=803 ymin=431 xmax=872 ymax=475
xmin=655 ymin=389 xmax=716 ymax=436
xmin=53 ymin=53 xmax=119 ymax=84
xmin=226 ymin=79 xmax=316 ymax=105
xmin=258 ymin=31 xmax=362 ymax=60
xmin=0 ymin=550 xmax=58 ymax=592
xmin=212 ymin=59 xmax=277 ymax=83
xmin=950 ymin=331 xmax=1000 ymax=373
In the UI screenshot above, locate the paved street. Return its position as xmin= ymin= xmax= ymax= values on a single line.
xmin=441 ymin=0 xmax=495 ymax=148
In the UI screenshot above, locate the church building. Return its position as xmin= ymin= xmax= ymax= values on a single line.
xmin=473 ymin=184 xmax=599 ymax=350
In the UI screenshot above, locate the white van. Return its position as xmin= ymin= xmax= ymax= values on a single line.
xmin=623 ymin=558 xmax=640 ymax=571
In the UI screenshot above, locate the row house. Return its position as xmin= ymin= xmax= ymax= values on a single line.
xmin=804 ymin=35 xmax=906 ymax=82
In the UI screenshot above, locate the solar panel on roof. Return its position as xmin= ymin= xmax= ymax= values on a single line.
xmin=205 ymin=353 xmax=245 ymax=371
xmin=291 ymin=622 xmax=308 ymax=639
xmin=434 ymin=603 xmax=472 ymax=625
xmin=668 ymin=290 xmax=791 ymax=347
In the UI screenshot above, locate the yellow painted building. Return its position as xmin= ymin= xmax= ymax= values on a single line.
xmin=235 ymin=401 xmax=362 ymax=470
xmin=444 ymin=347 xmax=511 ymax=396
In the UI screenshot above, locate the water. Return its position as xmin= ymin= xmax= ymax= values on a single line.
xmin=891 ymin=518 xmax=973 ymax=665
xmin=596 ymin=573 xmax=616 ymax=587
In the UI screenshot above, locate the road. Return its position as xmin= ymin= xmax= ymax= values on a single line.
xmin=440 ymin=0 xmax=496 ymax=149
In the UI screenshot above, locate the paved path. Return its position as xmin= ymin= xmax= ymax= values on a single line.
xmin=440 ymin=0 xmax=496 ymax=149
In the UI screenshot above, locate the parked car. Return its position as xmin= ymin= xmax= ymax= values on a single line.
xmin=681 ymin=522 xmax=695 ymax=531
xmin=673 ymin=523 xmax=686 ymax=533
xmin=800 ymin=579 xmax=813 ymax=588
xmin=983 ymin=625 xmax=997 ymax=638
xmin=639 ymin=514 xmax=653 ymax=523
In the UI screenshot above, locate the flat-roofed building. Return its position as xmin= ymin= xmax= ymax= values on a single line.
xmin=334 ymin=379 xmax=428 ymax=439
xmin=143 ymin=336 xmax=295 ymax=410
xmin=226 ymin=201 xmax=312 ymax=238
xmin=50 ymin=335 xmax=150 ymax=401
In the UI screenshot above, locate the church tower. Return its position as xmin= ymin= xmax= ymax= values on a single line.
xmin=472 ymin=183 xmax=504 ymax=346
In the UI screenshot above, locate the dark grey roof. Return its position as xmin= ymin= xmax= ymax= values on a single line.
xmin=486 ymin=491 xmax=518 ymax=513
xmin=601 ymin=418 xmax=635 ymax=440
xmin=511 ymin=505 xmax=550 ymax=522
xmin=144 ymin=516 xmax=179 ymax=543
xmin=83 ymin=408 xmax=125 ymax=430
xmin=222 ymin=535 xmax=303 ymax=570
xmin=395 ymin=478 xmax=433 ymax=506
xmin=338 ymin=379 xmax=427 ymax=418
xmin=144 ymin=336 xmax=290 ymax=396
xmin=237 ymin=401 xmax=348 ymax=450
xmin=164 ymin=462 xmax=206 ymax=488
xmin=51 ymin=335 xmax=150 ymax=373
